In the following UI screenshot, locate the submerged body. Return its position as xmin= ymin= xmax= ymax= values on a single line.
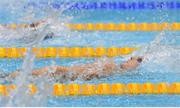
xmin=6 ymin=56 xmax=143 ymax=81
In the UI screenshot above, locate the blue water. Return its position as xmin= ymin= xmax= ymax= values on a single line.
xmin=0 ymin=0 xmax=180 ymax=107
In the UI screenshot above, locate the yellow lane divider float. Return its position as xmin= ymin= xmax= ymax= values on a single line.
xmin=1 ymin=83 xmax=180 ymax=96
xmin=0 ymin=47 xmax=137 ymax=58
xmin=3 ymin=23 xmax=180 ymax=31
xmin=67 ymin=23 xmax=180 ymax=31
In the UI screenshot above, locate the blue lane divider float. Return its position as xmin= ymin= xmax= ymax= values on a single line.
xmin=25 ymin=1 xmax=180 ymax=10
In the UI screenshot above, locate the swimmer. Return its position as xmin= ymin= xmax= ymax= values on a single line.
xmin=0 ymin=20 xmax=45 ymax=29
xmin=25 ymin=20 xmax=54 ymax=40
xmin=0 ymin=20 xmax=54 ymax=40
xmin=1 ymin=56 xmax=143 ymax=81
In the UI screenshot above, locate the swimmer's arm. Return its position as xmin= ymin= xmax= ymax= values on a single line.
xmin=0 ymin=70 xmax=20 ymax=79
xmin=7 ymin=66 xmax=53 ymax=78
xmin=7 ymin=71 xmax=20 ymax=79
xmin=9 ymin=66 xmax=66 ymax=78
xmin=31 ymin=67 xmax=50 ymax=76
xmin=3 ymin=65 xmax=67 ymax=79
xmin=5 ymin=67 xmax=49 ymax=78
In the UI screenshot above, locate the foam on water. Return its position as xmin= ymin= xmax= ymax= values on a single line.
xmin=136 ymin=30 xmax=180 ymax=74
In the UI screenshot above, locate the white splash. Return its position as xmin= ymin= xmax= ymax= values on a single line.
xmin=1 ymin=0 xmax=75 ymax=107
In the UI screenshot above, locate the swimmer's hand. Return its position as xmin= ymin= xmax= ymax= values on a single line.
xmin=8 ymin=71 xmax=20 ymax=78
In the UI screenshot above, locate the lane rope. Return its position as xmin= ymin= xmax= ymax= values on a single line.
xmin=67 ymin=23 xmax=180 ymax=31
xmin=1 ymin=82 xmax=180 ymax=96
xmin=3 ymin=23 xmax=180 ymax=31
xmin=0 ymin=47 xmax=137 ymax=58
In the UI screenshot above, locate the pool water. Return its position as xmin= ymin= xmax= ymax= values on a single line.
xmin=0 ymin=0 xmax=180 ymax=107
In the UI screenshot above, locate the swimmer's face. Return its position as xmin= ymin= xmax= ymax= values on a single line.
xmin=130 ymin=57 xmax=143 ymax=63
xmin=120 ymin=56 xmax=143 ymax=70
xmin=30 ymin=23 xmax=39 ymax=28
xmin=30 ymin=23 xmax=36 ymax=28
